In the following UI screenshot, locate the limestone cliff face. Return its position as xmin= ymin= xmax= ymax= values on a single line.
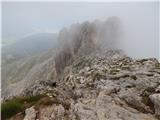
xmin=3 ymin=17 xmax=122 ymax=100
xmin=7 ymin=50 xmax=160 ymax=120
xmin=55 ymin=17 xmax=122 ymax=76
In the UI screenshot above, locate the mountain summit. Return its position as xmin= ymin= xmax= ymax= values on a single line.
xmin=2 ymin=18 xmax=160 ymax=120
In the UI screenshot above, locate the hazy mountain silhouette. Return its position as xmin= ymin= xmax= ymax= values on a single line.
xmin=2 ymin=33 xmax=58 ymax=64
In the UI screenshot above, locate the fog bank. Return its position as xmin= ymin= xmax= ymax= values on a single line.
xmin=2 ymin=2 xmax=159 ymax=59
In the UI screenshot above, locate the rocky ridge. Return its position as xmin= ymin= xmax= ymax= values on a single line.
xmin=7 ymin=50 xmax=160 ymax=120
xmin=2 ymin=18 xmax=160 ymax=120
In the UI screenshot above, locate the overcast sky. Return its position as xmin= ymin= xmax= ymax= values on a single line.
xmin=2 ymin=2 xmax=159 ymax=59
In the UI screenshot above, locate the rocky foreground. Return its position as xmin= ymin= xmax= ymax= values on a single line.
xmin=5 ymin=50 xmax=160 ymax=120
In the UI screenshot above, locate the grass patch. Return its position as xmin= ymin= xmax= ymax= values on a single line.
xmin=20 ymin=95 xmax=43 ymax=103
xmin=1 ymin=95 xmax=45 ymax=120
xmin=1 ymin=100 xmax=22 ymax=119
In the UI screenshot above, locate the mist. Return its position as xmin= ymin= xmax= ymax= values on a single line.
xmin=2 ymin=2 xmax=159 ymax=59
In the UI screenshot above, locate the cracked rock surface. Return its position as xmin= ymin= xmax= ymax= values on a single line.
xmin=7 ymin=50 xmax=160 ymax=120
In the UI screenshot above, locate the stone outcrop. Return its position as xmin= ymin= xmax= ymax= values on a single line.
xmin=55 ymin=17 xmax=121 ymax=76
xmin=10 ymin=50 xmax=159 ymax=120
xmin=23 ymin=107 xmax=37 ymax=120
xmin=150 ymin=94 xmax=160 ymax=116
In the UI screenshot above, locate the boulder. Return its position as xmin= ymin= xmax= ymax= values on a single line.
xmin=149 ymin=94 xmax=160 ymax=116
xmin=23 ymin=106 xmax=37 ymax=120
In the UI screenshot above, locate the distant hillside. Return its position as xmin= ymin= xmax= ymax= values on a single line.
xmin=2 ymin=33 xmax=58 ymax=64
xmin=2 ymin=49 xmax=57 ymax=99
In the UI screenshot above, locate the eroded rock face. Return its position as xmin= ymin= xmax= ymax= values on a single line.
xmin=55 ymin=17 xmax=122 ymax=76
xmin=7 ymin=50 xmax=160 ymax=120
xmin=23 ymin=51 xmax=160 ymax=119
xmin=59 ymin=50 xmax=160 ymax=120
